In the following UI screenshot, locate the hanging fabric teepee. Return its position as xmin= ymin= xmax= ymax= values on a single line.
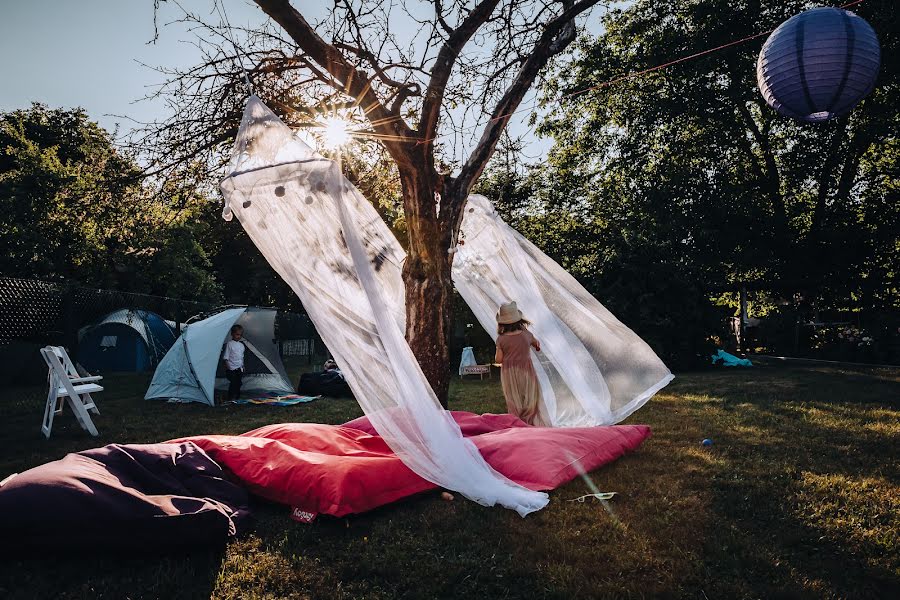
xmin=220 ymin=96 xmax=547 ymax=516
xmin=453 ymin=196 xmax=674 ymax=426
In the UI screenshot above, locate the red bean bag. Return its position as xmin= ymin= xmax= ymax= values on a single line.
xmin=173 ymin=413 xmax=651 ymax=517
xmin=175 ymin=424 xmax=432 ymax=517
xmin=468 ymin=424 xmax=652 ymax=491
xmin=343 ymin=410 xmax=530 ymax=437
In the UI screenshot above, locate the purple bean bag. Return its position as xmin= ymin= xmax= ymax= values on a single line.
xmin=0 ymin=442 xmax=251 ymax=551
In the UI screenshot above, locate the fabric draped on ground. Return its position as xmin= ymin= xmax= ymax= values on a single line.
xmin=228 ymin=393 xmax=319 ymax=406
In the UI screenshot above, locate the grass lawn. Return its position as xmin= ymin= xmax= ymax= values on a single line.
xmin=0 ymin=360 xmax=897 ymax=599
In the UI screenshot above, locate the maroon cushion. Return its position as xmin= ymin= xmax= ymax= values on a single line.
xmin=0 ymin=442 xmax=250 ymax=551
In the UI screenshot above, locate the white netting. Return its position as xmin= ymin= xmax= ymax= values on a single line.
xmin=220 ymin=96 xmax=548 ymax=516
xmin=453 ymin=196 xmax=674 ymax=426
xmin=220 ymin=96 xmax=673 ymax=513
xmin=458 ymin=347 xmax=477 ymax=375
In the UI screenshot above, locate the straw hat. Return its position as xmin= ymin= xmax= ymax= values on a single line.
xmin=496 ymin=301 xmax=525 ymax=325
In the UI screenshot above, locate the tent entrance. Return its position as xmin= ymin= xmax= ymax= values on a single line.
xmin=146 ymin=306 xmax=294 ymax=405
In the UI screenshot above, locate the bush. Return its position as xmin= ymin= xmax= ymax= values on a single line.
xmin=586 ymin=255 xmax=727 ymax=371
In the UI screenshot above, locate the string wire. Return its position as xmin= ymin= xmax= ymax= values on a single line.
xmin=417 ymin=0 xmax=868 ymax=144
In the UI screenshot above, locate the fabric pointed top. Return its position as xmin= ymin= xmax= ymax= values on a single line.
xmin=226 ymin=95 xmax=318 ymax=175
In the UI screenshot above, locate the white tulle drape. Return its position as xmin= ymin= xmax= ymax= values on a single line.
xmin=453 ymin=196 xmax=674 ymax=426
xmin=220 ymin=96 xmax=674 ymax=513
xmin=220 ymin=96 xmax=548 ymax=516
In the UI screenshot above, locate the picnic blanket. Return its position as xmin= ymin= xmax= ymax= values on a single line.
xmin=228 ymin=393 xmax=320 ymax=406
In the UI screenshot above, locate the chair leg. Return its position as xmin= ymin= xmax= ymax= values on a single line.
xmin=41 ymin=389 xmax=56 ymax=439
xmin=66 ymin=395 xmax=99 ymax=437
xmin=82 ymin=393 xmax=100 ymax=415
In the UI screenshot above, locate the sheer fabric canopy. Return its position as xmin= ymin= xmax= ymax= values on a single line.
xmin=453 ymin=196 xmax=674 ymax=426
xmin=220 ymin=96 xmax=672 ymax=513
xmin=220 ymin=97 xmax=548 ymax=516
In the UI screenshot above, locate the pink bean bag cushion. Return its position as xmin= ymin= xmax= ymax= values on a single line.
xmin=173 ymin=412 xmax=651 ymax=517
xmin=343 ymin=410 xmax=531 ymax=437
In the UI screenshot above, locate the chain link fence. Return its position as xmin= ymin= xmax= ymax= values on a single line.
xmin=0 ymin=277 xmax=325 ymax=396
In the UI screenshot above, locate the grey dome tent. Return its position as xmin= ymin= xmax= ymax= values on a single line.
xmin=145 ymin=306 xmax=293 ymax=405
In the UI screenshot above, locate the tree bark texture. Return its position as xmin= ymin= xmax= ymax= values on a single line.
xmin=397 ymin=153 xmax=455 ymax=407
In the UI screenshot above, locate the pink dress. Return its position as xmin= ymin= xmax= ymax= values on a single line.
xmin=497 ymin=331 xmax=546 ymax=426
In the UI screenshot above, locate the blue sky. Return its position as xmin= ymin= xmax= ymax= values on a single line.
xmin=0 ymin=1 xmax=606 ymax=161
xmin=0 ymin=0 xmax=266 ymax=135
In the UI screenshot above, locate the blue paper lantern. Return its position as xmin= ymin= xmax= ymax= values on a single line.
xmin=757 ymin=7 xmax=881 ymax=122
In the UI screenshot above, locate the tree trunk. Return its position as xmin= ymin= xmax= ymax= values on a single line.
xmin=397 ymin=157 xmax=455 ymax=408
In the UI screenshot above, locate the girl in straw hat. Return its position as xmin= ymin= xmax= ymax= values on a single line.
xmin=494 ymin=301 xmax=546 ymax=426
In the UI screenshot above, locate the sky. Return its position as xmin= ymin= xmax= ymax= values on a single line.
xmin=0 ymin=0 xmax=607 ymax=163
xmin=0 ymin=0 xmax=266 ymax=135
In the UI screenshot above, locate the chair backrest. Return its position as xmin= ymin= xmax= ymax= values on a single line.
xmin=48 ymin=346 xmax=81 ymax=379
xmin=40 ymin=347 xmax=81 ymax=399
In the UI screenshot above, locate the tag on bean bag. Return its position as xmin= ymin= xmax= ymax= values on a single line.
xmin=291 ymin=507 xmax=317 ymax=523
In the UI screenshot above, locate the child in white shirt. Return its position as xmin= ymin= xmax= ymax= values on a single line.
xmin=224 ymin=324 xmax=245 ymax=400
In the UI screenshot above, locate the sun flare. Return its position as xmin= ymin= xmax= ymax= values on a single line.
xmin=321 ymin=116 xmax=352 ymax=148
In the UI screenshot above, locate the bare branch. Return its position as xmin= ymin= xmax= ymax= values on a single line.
xmin=253 ymin=0 xmax=415 ymax=157
xmin=450 ymin=0 xmax=602 ymax=210
xmin=419 ymin=0 xmax=503 ymax=142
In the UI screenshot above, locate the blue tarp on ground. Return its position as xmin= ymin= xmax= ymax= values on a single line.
xmin=712 ymin=349 xmax=753 ymax=367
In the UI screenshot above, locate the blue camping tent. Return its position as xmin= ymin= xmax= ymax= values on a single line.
xmin=145 ymin=307 xmax=294 ymax=405
xmin=78 ymin=309 xmax=177 ymax=373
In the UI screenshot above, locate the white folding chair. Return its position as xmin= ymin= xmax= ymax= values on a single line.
xmin=40 ymin=346 xmax=103 ymax=439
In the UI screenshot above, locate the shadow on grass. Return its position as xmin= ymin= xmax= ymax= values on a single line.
xmin=658 ymin=366 xmax=899 ymax=598
xmin=0 ymin=546 xmax=227 ymax=600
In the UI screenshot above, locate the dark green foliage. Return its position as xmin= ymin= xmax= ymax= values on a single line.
xmin=0 ymin=104 xmax=221 ymax=301
xmin=477 ymin=3 xmax=900 ymax=366
xmin=535 ymin=0 xmax=900 ymax=347
xmin=591 ymin=246 xmax=726 ymax=370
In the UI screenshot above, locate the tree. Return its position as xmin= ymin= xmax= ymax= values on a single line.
xmin=0 ymin=104 xmax=221 ymax=301
xmin=539 ymin=0 xmax=899 ymax=322
xmin=142 ymin=0 xmax=609 ymax=405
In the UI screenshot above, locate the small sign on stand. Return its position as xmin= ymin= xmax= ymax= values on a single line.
xmin=461 ymin=364 xmax=492 ymax=380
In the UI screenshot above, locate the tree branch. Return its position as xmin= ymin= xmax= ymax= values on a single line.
xmin=734 ymin=100 xmax=789 ymax=241
xmin=252 ymin=0 xmax=415 ymax=156
xmin=419 ymin=0 xmax=504 ymax=141
xmin=809 ymin=117 xmax=850 ymax=242
xmin=449 ymin=0 xmax=599 ymax=220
